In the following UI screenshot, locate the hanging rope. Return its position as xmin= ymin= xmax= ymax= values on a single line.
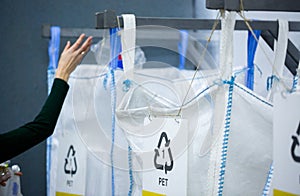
xmin=177 ymin=11 xmax=221 ymax=117
xmin=117 ymin=12 xmax=221 ymax=119
xmin=238 ymin=0 xmax=291 ymax=92
xmin=239 ymin=1 xmax=277 ymax=195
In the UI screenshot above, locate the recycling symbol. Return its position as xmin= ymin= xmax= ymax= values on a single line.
xmin=64 ymin=145 xmax=77 ymax=177
xmin=154 ymin=132 xmax=174 ymax=174
xmin=291 ymin=121 xmax=300 ymax=163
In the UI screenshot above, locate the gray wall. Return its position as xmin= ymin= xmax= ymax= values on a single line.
xmin=0 ymin=0 xmax=194 ymax=195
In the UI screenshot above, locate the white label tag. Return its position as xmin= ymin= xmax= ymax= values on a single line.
xmin=55 ymin=131 xmax=87 ymax=195
xmin=273 ymin=92 xmax=300 ymax=195
xmin=142 ymin=118 xmax=188 ymax=196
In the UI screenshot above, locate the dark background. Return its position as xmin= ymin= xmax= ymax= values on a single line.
xmin=0 ymin=0 xmax=203 ymax=195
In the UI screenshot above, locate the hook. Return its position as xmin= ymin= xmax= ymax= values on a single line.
xmin=122 ymin=79 xmax=132 ymax=92
xmin=174 ymin=118 xmax=181 ymax=124
xmin=148 ymin=114 xmax=153 ymax=122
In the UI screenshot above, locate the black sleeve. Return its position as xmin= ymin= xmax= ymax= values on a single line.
xmin=0 ymin=78 xmax=69 ymax=163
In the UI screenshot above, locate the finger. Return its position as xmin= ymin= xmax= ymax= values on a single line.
xmin=70 ymin=34 xmax=85 ymax=51
xmin=63 ymin=41 xmax=71 ymax=52
xmin=79 ymin=36 xmax=93 ymax=53
xmin=78 ymin=36 xmax=93 ymax=56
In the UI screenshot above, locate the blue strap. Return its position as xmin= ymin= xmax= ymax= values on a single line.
xmin=46 ymin=26 xmax=60 ymax=196
xmin=48 ymin=27 xmax=61 ymax=71
xmin=47 ymin=26 xmax=61 ymax=93
xmin=178 ymin=30 xmax=188 ymax=70
xmin=109 ymin=27 xmax=120 ymax=196
xmin=246 ymin=30 xmax=261 ymax=90
xmin=109 ymin=28 xmax=122 ymax=70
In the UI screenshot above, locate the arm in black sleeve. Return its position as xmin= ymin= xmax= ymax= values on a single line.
xmin=0 ymin=78 xmax=69 ymax=163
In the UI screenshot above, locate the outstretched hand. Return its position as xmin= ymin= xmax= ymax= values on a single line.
xmin=55 ymin=34 xmax=93 ymax=82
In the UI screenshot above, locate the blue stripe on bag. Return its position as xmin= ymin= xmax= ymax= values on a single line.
xmin=262 ymin=163 xmax=274 ymax=196
xmin=218 ymin=76 xmax=235 ymax=195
